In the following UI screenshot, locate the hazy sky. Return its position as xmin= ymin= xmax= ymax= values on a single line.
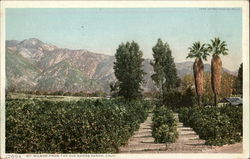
xmin=6 ymin=8 xmax=242 ymax=71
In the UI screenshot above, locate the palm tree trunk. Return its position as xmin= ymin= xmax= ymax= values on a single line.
xmin=211 ymin=54 xmax=222 ymax=106
xmin=193 ymin=57 xmax=204 ymax=107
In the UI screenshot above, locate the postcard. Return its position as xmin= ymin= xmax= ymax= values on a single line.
xmin=0 ymin=1 xmax=249 ymax=159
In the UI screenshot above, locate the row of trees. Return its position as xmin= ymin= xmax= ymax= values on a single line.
xmin=235 ymin=63 xmax=243 ymax=95
xmin=187 ymin=37 xmax=242 ymax=106
xmin=112 ymin=39 xmax=180 ymax=103
xmin=6 ymin=90 xmax=107 ymax=97
xmin=112 ymin=37 xmax=242 ymax=107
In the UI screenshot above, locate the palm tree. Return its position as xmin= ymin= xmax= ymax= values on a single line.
xmin=186 ymin=42 xmax=209 ymax=106
xmin=207 ymin=37 xmax=228 ymax=106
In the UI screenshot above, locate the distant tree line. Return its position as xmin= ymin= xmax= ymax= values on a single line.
xmin=6 ymin=90 xmax=107 ymax=97
xmin=112 ymin=37 xmax=242 ymax=108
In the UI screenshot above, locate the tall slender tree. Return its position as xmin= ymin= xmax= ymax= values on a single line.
xmin=151 ymin=39 xmax=180 ymax=103
xmin=186 ymin=41 xmax=209 ymax=106
xmin=235 ymin=63 xmax=243 ymax=95
xmin=113 ymin=41 xmax=145 ymax=100
xmin=207 ymin=37 xmax=228 ymax=106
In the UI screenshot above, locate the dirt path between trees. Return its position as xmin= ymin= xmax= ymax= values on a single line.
xmin=119 ymin=113 xmax=242 ymax=153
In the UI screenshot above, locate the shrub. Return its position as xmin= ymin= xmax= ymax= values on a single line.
xmin=63 ymin=92 xmax=72 ymax=96
xmin=162 ymin=88 xmax=196 ymax=112
xmin=179 ymin=106 xmax=242 ymax=146
xmin=6 ymin=98 xmax=151 ymax=153
xmin=152 ymin=106 xmax=178 ymax=143
xmin=178 ymin=107 xmax=191 ymax=126
xmin=163 ymin=91 xmax=182 ymax=111
xmin=220 ymin=105 xmax=243 ymax=136
xmin=181 ymin=87 xmax=196 ymax=107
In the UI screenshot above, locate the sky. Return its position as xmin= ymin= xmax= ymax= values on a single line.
xmin=6 ymin=8 xmax=242 ymax=71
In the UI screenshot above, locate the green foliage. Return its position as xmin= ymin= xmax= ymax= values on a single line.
xmin=179 ymin=106 xmax=242 ymax=146
xmin=162 ymin=88 xmax=196 ymax=112
xmin=182 ymin=87 xmax=196 ymax=107
xmin=151 ymin=39 xmax=180 ymax=101
xmin=234 ymin=63 xmax=243 ymax=95
xmin=162 ymin=91 xmax=182 ymax=111
xmin=142 ymin=91 xmax=157 ymax=99
xmin=207 ymin=37 xmax=228 ymax=56
xmin=202 ymin=71 xmax=237 ymax=105
xmin=114 ymin=41 xmax=145 ymax=100
xmin=178 ymin=107 xmax=190 ymax=126
xmin=181 ymin=74 xmax=194 ymax=90
xmin=6 ymin=98 xmax=151 ymax=153
xmin=220 ymin=72 xmax=237 ymax=98
xmin=186 ymin=41 xmax=209 ymax=60
xmin=63 ymin=92 xmax=72 ymax=96
xmin=152 ymin=106 xmax=178 ymax=143
xmin=110 ymin=81 xmax=119 ymax=97
xmin=51 ymin=90 xmax=64 ymax=96
xmin=181 ymin=72 xmax=237 ymax=106
xmin=220 ymin=105 xmax=243 ymax=136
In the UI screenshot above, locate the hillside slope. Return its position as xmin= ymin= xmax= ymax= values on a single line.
xmin=6 ymin=38 xmax=236 ymax=93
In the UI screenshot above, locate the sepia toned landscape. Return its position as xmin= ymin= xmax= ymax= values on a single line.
xmin=4 ymin=7 xmax=244 ymax=155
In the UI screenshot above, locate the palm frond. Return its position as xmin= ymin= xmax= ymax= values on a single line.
xmin=208 ymin=37 xmax=229 ymax=56
xmin=187 ymin=41 xmax=209 ymax=60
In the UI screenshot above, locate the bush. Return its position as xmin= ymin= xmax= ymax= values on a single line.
xmin=6 ymin=98 xmax=151 ymax=153
xmin=178 ymin=107 xmax=191 ymax=126
xmin=182 ymin=87 xmax=196 ymax=107
xmin=179 ymin=106 xmax=242 ymax=146
xmin=152 ymin=106 xmax=178 ymax=143
xmin=220 ymin=105 xmax=243 ymax=136
xmin=162 ymin=88 xmax=196 ymax=112
xmin=63 ymin=92 xmax=72 ymax=96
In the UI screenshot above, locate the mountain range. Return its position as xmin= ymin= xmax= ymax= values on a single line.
xmin=6 ymin=38 xmax=236 ymax=93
